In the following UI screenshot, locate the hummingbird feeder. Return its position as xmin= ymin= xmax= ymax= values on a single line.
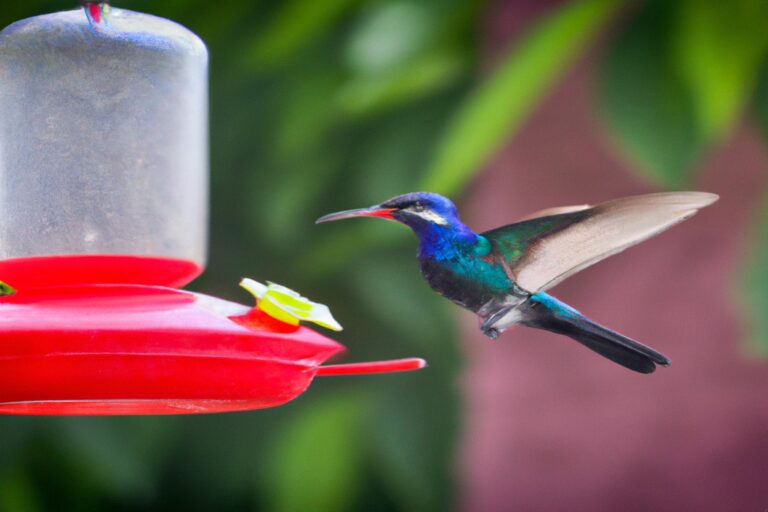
xmin=0 ymin=3 xmax=425 ymax=415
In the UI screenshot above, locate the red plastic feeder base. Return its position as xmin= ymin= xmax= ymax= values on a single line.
xmin=0 ymin=284 xmax=425 ymax=415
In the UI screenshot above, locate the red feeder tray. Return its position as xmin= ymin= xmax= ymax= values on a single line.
xmin=0 ymin=284 xmax=425 ymax=415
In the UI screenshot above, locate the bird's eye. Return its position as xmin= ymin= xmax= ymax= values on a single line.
xmin=412 ymin=202 xmax=425 ymax=212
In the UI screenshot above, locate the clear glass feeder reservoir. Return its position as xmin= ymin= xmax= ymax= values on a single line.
xmin=0 ymin=7 xmax=208 ymax=288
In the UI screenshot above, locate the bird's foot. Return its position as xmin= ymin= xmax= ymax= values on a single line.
xmin=479 ymin=304 xmax=515 ymax=339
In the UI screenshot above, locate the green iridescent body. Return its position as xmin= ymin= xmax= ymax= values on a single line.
xmin=419 ymin=235 xmax=511 ymax=311
xmin=418 ymin=212 xmax=585 ymax=312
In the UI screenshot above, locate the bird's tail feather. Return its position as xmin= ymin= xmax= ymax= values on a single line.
xmin=522 ymin=293 xmax=670 ymax=374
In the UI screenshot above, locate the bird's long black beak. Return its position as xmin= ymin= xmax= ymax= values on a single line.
xmin=315 ymin=205 xmax=397 ymax=224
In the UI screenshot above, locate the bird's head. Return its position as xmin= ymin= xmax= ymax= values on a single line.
xmin=316 ymin=192 xmax=463 ymax=234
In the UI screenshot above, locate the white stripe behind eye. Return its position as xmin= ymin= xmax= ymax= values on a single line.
xmin=412 ymin=209 xmax=449 ymax=225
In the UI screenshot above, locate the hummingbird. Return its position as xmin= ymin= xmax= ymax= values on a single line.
xmin=316 ymin=191 xmax=718 ymax=374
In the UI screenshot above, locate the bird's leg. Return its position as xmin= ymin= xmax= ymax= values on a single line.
xmin=479 ymin=305 xmax=515 ymax=339
xmin=477 ymin=296 xmax=527 ymax=339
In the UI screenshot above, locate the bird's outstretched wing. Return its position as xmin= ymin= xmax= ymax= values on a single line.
xmin=482 ymin=192 xmax=718 ymax=294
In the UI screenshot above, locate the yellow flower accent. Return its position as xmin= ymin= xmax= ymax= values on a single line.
xmin=239 ymin=278 xmax=342 ymax=331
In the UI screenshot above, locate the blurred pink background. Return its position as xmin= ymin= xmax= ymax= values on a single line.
xmin=458 ymin=1 xmax=768 ymax=510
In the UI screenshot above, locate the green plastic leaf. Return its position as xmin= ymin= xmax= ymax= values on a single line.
xmin=265 ymin=394 xmax=368 ymax=512
xmin=241 ymin=278 xmax=343 ymax=330
xmin=597 ymin=0 xmax=703 ymax=188
xmin=421 ymin=0 xmax=621 ymax=195
xmin=671 ymin=0 xmax=768 ymax=141
xmin=0 ymin=281 xmax=16 ymax=295
xmin=741 ymin=193 xmax=768 ymax=356
xmin=245 ymin=0 xmax=359 ymax=69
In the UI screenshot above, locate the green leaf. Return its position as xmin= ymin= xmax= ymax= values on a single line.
xmin=265 ymin=394 xmax=368 ymax=512
xmin=298 ymin=222 xmax=399 ymax=277
xmin=421 ymin=0 xmax=621 ymax=195
xmin=671 ymin=0 xmax=768 ymax=141
xmin=274 ymin=68 xmax=341 ymax=160
xmin=370 ymin=375 xmax=460 ymax=512
xmin=339 ymin=1 xmax=477 ymax=117
xmin=345 ymin=1 xmax=434 ymax=75
xmin=348 ymin=252 xmax=448 ymax=348
xmin=741 ymin=192 xmax=768 ymax=356
xmin=54 ymin=417 xmax=176 ymax=499
xmin=597 ymin=0 xmax=703 ymax=188
xmin=259 ymin=155 xmax=341 ymax=250
xmin=756 ymin=65 xmax=768 ymax=140
xmin=0 ymin=418 xmax=36 ymax=471
xmin=244 ymin=0 xmax=359 ymax=70
xmin=0 ymin=469 xmax=40 ymax=512
xmin=338 ymin=50 xmax=466 ymax=116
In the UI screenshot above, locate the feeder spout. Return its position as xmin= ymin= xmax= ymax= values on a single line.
xmin=316 ymin=358 xmax=427 ymax=377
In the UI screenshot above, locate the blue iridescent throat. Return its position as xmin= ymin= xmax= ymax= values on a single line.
xmin=412 ymin=218 xmax=481 ymax=261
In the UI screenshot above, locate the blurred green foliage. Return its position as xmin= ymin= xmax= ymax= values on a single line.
xmin=1 ymin=0 xmax=768 ymax=510
xmin=595 ymin=0 xmax=768 ymax=352
xmin=598 ymin=0 xmax=768 ymax=187
xmin=423 ymin=0 xmax=620 ymax=194
xmin=742 ymin=196 xmax=768 ymax=357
